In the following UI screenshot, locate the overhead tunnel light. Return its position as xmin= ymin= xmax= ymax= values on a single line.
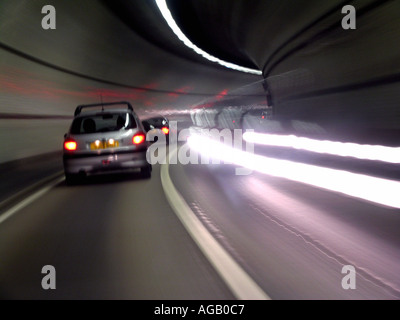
xmin=155 ymin=0 xmax=262 ymax=75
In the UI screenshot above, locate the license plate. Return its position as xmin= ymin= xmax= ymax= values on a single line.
xmin=90 ymin=139 xmax=119 ymax=150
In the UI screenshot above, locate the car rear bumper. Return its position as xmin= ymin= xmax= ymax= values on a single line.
xmin=63 ymin=149 xmax=149 ymax=175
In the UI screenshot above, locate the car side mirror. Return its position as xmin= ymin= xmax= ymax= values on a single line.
xmin=64 ymin=133 xmax=67 ymax=138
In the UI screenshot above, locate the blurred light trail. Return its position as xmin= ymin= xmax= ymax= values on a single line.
xmin=243 ymin=132 xmax=400 ymax=164
xmin=155 ymin=0 xmax=262 ymax=75
xmin=187 ymin=134 xmax=400 ymax=209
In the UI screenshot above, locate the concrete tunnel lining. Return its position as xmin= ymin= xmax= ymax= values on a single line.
xmin=1 ymin=0 xmax=400 ymax=164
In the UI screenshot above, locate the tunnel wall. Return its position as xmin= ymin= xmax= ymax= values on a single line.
xmin=254 ymin=0 xmax=400 ymax=142
xmin=2 ymin=0 xmax=399 ymax=166
xmin=0 ymin=0 xmax=260 ymax=164
xmin=164 ymin=0 xmax=400 ymax=145
xmin=174 ymin=0 xmax=400 ymax=143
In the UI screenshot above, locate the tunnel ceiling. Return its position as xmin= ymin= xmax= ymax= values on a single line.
xmin=103 ymin=0 xmax=259 ymax=70
xmin=107 ymin=0 xmax=349 ymax=72
xmin=104 ymin=0 xmax=347 ymax=72
xmin=101 ymin=0 xmax=223 ymax=69
xmin=1 ymin=0 xmax=399 ymax=140
xmin=167 ymin=0 xmax=261 ymax=69
xmin=0 ymin=0 xmax=264 ymax=117
xmin=153 ymin=0 xmax=400 ymax=139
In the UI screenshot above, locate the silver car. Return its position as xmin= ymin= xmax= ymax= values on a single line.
xmin=63 ymin=101 xmax=152 ymax=184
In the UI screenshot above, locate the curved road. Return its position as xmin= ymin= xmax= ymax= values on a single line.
xmin=0 ymin=162 xmax=233 ymax=299
xmin=0 ymin=145 xmax=399 ymax=299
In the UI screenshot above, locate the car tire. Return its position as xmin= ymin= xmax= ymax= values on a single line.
xmin=65 ymin=173 xmax=81 ymax=185
xmin=141 ymin=165 xmax=152 ymax=179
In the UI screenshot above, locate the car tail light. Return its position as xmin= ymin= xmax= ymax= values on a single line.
xmin=133 ymin=132 xmax=146 ymax=145
xmin=161 ymin=127 xmax=169 ymax=135
xmin=64 ymin=140 xmax=77 ymax=151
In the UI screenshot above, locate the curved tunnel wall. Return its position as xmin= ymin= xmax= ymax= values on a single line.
xmin=0 ymin=0 xmax=261 ymax=164
xmin=250 ymin=0 xmax=400 ymax=142
xmin=1 ymin=0 xmax=399 ymax=165
xmin=169 ymin=0 xmax=400 ymax=144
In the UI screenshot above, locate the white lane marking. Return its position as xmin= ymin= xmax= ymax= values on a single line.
xmin=160 ymin=147 xmax=270 ymax=300
xmin=0 ymin=171 xmax=64 ymax=209
xmin=0 ymin=176 xmax=64 ymax=225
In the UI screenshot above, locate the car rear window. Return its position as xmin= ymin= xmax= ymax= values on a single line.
xmin=70 ymin=113 xmax=137 ymax=134
xmin=145 ymin=117 xmax=168 ymax=128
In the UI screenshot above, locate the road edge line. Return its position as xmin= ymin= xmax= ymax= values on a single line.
xmin=160 ymin=147 xmax=270 ymax=300
xmin=0 ymin=171 xmax=64 ymax=209
xmin=0 ymin=176 xmax=65 ymax=225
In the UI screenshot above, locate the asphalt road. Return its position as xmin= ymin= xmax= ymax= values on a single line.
xmin=0 ymin=145 xmax=399 ymax=299
xmin=0 ymin=163 xmax=234 ymax=299
xmin=170 ymin=162 xmax=400 ymax=299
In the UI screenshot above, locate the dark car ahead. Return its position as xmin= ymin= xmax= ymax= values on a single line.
xmin=142 ymin=116 xmax=170 ymax=144
xmin=63 ymin=101 xmax=152 ymax=184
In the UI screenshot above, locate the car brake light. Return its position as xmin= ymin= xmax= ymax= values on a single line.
xmin=161 ymin=127 xmax=169 ymax=135
xmin=64 ymin=140 xmax=77 ymax=151
xmin=133 ymin=132 xmax=146 ymax=145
